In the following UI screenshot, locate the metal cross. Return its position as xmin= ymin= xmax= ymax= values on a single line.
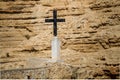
xmin=45 ymin=10 xmax=65 ymax=36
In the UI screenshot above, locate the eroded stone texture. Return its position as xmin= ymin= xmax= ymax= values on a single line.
xmin=0 ymin=57 xmax=120 ymax=79
xmin=0 ymin=0 xmax=120 ymax=53
xmin=0 ymin=63 xmax=72 ymax=79
xmin=0 ymin=0 xmax=120 ymax=79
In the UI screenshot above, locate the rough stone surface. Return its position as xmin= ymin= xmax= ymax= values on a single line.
xmin=0 ymin=0 xmax=120 ymax=79
xmin=0 ymin=63 xmax=72 ymax=79
xmin=0 ymin=47 xmax=120 ymax=79
xmin=0 ymin=0 xmax=120 ymax=52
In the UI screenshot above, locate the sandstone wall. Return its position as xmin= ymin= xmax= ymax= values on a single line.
xmin=0 ymin=0 xmax=120 ymax=79
xmin=0 ymin=0 xmax=120 ymax=53
xmin=1 ymin=61 xmax=119 ymax=79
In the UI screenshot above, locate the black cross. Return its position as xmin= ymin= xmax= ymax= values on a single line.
xmin=45 ymin=10 xmax=65 ymax=36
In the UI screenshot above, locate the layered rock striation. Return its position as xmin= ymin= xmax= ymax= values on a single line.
xmin=0 ymin=0 xmax=120 ymax=53
xmin=0 ymin=0 xmax=120 ymax=79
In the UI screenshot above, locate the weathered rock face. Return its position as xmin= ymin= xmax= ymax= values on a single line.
xmin=0 ymin=0 xmax=120 ymax=79
xmin=0 ymin=0 xmax=120 ymax=53
xmin=0 ymin=47 xmax=120 ymax=79
xmin=0 ymin=63 xmax=73 ymax=79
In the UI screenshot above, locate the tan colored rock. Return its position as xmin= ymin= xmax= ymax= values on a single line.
xmin=0 ymin=0 xmax=120 ymax=79
xmin=0 ymin=0 xmax=120 ymax=52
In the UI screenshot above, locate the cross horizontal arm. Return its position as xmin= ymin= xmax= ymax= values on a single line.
xmin=57 ymin=19 xmax=65 ymax=22
xmin=45 ymin=19 xmax=54 ymax=22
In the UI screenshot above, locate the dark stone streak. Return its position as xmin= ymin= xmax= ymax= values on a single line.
xmin=108 ymin=14 xmax=120 ymax=19
xmin=75 ymin=36 xmax=91 ymax=39
xmin=24 ymin=35 xmax=30 ymax=39
xmin=0 ymin=0 xmax=15 ymax=2
xmin=103 ymin=69 xmax=119 ymax=79
xmin=90 ymin=22 xmax=115 ymax=29
xmin=8 ymin=4 xmax=35 ymax=10
xmin=0 ymin=17 xmax=37 ymax=20
xmin=21 ymin=0 xmax=40 ymax=1
xmin=21 ymin=47 xmax=39 ymax=53
xmin=0 ymin=0 xmax=40 ymax=2
xmin=104 ymin=63 xmax=119 ymax=66
xmin=0 ymin=60 xmax=24 ymax=64
xmin=0 ymin=26 xmax=33 ymax=32
xmin=25 ymin=22 xmax=38 ymax=24
xmin=0 ymin=11 xmax=32 ymax=14
xmin=40 ymin=47 xmax=51 ymax=51
xmin=25 ymin=28 xmax=32 ymax=32
xmin=0 ymin=26 xmax=27 ymax=29
xmin=14 ymin=26 xmax=26 ymax=28
xmin=93 ymin=73 xmax=103 ymax=77
xmin=73 ymin=42 xmax=97 ymax=44
xmin=0 ymin=26 xmax=3 ymax=28
xmin=14 ymin=26 xmax=32 ymax=32
xmin=102 ymin=9 xmax=112 ymax=13
xmin=42 ymin=4 xmax=52 ymax=7
xmin=0 ymin=67 xmax=47 ymax=72
xmin=73 ymin=32 xmax=81 ymax=34
xmin=0 ymin=35 xmax=14 ymax=38
xmin=16 ymin=3 xmax=35 ymax=6
xmin=90 ymin=4 xmax=120 ymax=10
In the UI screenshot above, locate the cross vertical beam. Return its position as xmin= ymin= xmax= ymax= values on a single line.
xmin=53 ymin=10 xmax=57 ymax=36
